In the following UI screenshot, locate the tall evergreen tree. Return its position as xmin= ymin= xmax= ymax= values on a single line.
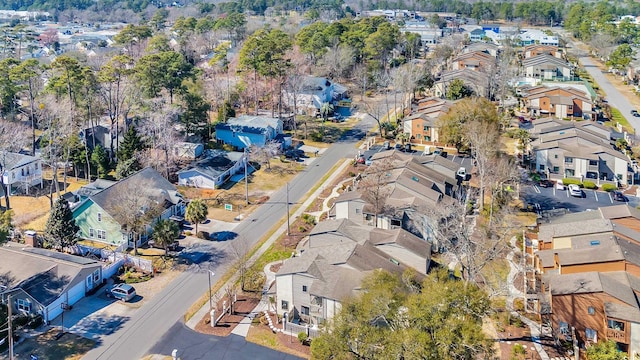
xmin=91 ymin=144 xmax=109 ymax=179
xmin=44 ymin=198 xmax=79 ymax=250
xmin=118 ymin=126 xmax=144 ymax=162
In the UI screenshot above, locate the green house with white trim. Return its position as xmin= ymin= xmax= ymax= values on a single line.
xmin=72 ymin=168 xmax=185 ymax=248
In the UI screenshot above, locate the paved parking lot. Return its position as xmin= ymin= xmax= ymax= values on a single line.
xmin=521 ymin=183 xmax=639 ymax=213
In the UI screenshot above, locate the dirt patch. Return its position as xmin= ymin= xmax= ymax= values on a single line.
xmin=495 ymin=323 xmax=542 ymax=360
xmin=194 ymin=294 xmax=260 ymax=336
xmin=12 ymin=329 xmax=96 ymax=360
xmin=270 ymin=263 xmax=282 ymax=273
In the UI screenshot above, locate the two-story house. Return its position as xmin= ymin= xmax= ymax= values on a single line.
xmin=462 ymin=42 xmax=499 ymax=57
xmin=71 ymin=167 xmax=185 ymax=248
xmin=433 ymin=68 xmax=491 ymax=98
xmin=523 ymin=86 xmax=594 ymax=120
xmin=177 ymin=150 xmax=246 ymax=190
xmin=451 ymin=51 xmax=496 ymax=72
xmin=275 ymin=218 xmax=431 ymax=325
xmin=522 ymin=54 xmax=572 ymax=80
xmin=523 ymin=44 xmax=563 ymax=59
xmin=0 ymin=152 xmax=43 ymax=195
xmin=403 ymin=97 xmax=454 ymax=144
xmin=529 ymin=118 xmax=629 ymax=185
xmin=283 ymin=76 xmax=348 ymax=115
xmin=215 ymin=115 xmax=284 ymax=150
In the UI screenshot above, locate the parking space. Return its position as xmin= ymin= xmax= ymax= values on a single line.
xmin=522 ymin=183 xmax=639 ymax=213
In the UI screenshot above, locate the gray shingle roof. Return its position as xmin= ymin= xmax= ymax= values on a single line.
xmin=0 ymin=152 xmax=39 ymax=170
xmin=177 ymin=150 xmax=244 ymax=180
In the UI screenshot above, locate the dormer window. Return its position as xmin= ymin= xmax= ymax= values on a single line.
xmin=97 ymin=213 xmax=102 ymax=222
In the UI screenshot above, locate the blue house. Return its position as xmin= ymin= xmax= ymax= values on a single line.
xmin=469 ymin=28 xmax=486 ymax=42
xmin=215 ymin=115 xmax=283 ymax=150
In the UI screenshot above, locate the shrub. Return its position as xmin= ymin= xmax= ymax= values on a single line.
xmin=602 ymin=183 xmax=618 ymax=192
xmin=196 ymin=231 xmax=210 ymax=240
xmin=298 ymin=332 xmax=309 ymax=345
xmin=512 ymin=343 xmax=526 ymax=359
xmin=302 ymin=214 xmax=316 ymax=226
xmin=298 ymin=225 xmax=307 ymax=232
xmin=348 ymin=171 xmax=356 ymax=177
xmin=561 ymin=178 xmax=582 ymax=186
xmin=185 ymin=231 xmax=192 ymax=236
xmin=583 ymin=181 xmax=597 ymax=189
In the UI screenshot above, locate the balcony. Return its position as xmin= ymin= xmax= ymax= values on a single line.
xmin=607 ymin=328 xmax=626 ymax=342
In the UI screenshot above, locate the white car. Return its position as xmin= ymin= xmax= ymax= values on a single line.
xmin=568 ymin=184 xmax=582 ymax=197
xmin=555 ymin=180 xmax=566 ymax=190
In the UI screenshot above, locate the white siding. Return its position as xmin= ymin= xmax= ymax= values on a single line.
xmin=276 ymin=275 xmax=293 ymax=316
xmin=178 ymin=172 xmax=216 ymax=189
xmin=67 ymin=281 xmax=85 ymax=305
xmin=334 ymin=202 xmax=349 ymax=220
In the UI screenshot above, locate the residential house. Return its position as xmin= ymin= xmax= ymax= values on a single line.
xmin=523 ymin=54 xmax=572 ymax=80
xmin=177 ymin=150 xmax=246 ymax=189
xmin=434 ymin=68 xmax=491 ymax=98
xmin=215 ymin=115 xmax=284 ymax=150
xmin=404 ymin=97 xmax=454 ymax=143
xmin=469 ymin=28 xmax=485 ymax=42
xmin=402 ymin=22 xmax=443 ymax=45
xmin=275 ymin=218 xmax=431 ymax=324
xmin=283 ymin=76 xmax=348 ymax=115
xmin=72 ymin=167 xmax=185 ymax=248
xmin=523 ymin=44 xmax=563 ymax=59
xmin=462 ymin=42 xmax=499 ymax=57
xmin=330 ymin=150 xmax=464 ymax=247
xmin=523 ymin=85 xmax=594 ymax=120
xmin=518 ymin=31 xmax=560 ymax=47
xmin=529 ymin=118 xmax=629 ymax=185
xmin=451 ymin=51 xmax=496 ymax=72
xmin=0 ymin=243 xmax=103 ymax=322
xmin=543 ymin=271 xmax=640 ymax=356
xmin=0 ymin=152 xmax=43 ymax=195
xmin=79 ymin=124 xmax=124 ymax=158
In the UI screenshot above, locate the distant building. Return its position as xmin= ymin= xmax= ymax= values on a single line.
xmin=215 ymin=115 xmax=284 ymax=150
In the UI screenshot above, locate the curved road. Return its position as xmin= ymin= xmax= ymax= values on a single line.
xmin=83 ymin=116 xmax=374 ymax=360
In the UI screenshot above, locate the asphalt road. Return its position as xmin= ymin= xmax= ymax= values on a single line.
xmin=82 ymin=116 xmax=374 ymax=360
xmin=567 ymin=39 xmax=640 ymax=132
xmin=148 ymin=323 xmax=303 ymax=360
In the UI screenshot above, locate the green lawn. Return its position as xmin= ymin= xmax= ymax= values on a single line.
xmin=610 ymin=107 xmax=635 ymax=134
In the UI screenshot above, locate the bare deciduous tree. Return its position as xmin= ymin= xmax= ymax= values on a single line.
xmin=138 ymin=99 xmax=183 ymax=179
xmin=0 ymin=119 xmax=29 ymax=209
xmin=249 ymin=142 xmax=280 ymax=170
xmin=356 ymin=158 xmax=396 ymax=227
xmin=106 ymin=177 xmax=164 ymax=255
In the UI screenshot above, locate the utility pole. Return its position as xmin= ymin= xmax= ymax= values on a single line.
xmin=522 ymin=229 xmax=527 ymax=312
xmin=244 ymin=149 xmax=249 ymax=205
xmin=286 ymin=182 xmax=291 ymax=236
xmin=8 ymin=294 xmax=13 ymax=360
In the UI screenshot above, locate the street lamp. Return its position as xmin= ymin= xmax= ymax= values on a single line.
xmin=208 ymin=270 xmax=215 ymax=310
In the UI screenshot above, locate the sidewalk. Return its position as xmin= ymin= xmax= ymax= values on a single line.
xmin=186 ymin=158 xmax=353 ymax=332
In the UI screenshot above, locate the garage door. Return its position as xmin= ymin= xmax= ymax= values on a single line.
xmin=67 ymin=281 xmax=85 ymax=306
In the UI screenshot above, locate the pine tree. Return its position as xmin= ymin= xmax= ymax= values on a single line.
xmin=118 ymin=126 xmax=144 ymax=162
xmin=44 ymin=198 xmax=79 ymax=250
xmin=91 ymin=144 xmax=109 ymax=179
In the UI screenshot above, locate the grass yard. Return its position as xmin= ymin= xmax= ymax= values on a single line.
xmin=13 ymin=329 xmax=96 ymax=360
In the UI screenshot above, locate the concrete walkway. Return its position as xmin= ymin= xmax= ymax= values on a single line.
xmin=185 ymin=158 xmax=353 ymax=333
xmin=306 ymin=176 xmax=354 ymax=221
xmin=506 ymin=237 xmax=551 ymax=360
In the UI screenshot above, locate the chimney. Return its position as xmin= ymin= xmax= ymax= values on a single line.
xmin=24 ymin=230 xmax=39 ymax=247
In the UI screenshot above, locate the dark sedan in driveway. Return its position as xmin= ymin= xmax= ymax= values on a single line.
xmin=613 ymin=191 xmax=628 ymax=202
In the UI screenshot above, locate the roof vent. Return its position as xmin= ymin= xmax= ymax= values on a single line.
xmin=590 ymin=240 xmax=600 ymax=246
xmin=412 ymin=176 xmax=419 ymax=182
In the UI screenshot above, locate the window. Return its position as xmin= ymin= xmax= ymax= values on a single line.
xmin=89 ymin=228 xmax=95 ymax=238
xmin=302 ymin=285 xmax=308 ymax=293
xmin=301 ymin=306 xmax=310 ymax=315
xmin=97 ymin=230 xmax=106 ymax=240
xmin=602 ymin=160 xmax=607 ymax=165
xmin=97 ymin=212 xmax=102 ymax=222
xmin=423 ymin=126 xmax=430 ymax=131
xmin=391 ymin=219 xmax=401 ymax=227
xmin=565 ymin=157 xmax=573 ymax=164
xmin=93 ymin=269 xmax=100 ymax=282
xmin=16 ymin=298 xmax=31 ymax=312
xmin=559 ymin=321 xmax=569 ymax=335
xmin=608 ymin=319 xmax=625 ymax=331
xmin=553 ymin=166 xmax=559 ymax=173
xmin=281 ymin=300 xmax=289 ymax=310
xmin=355 ymin=208 xmax=361 ymax=214
xmin=588 ymin=306 xmax=595 ymax=315
xmin=554 ymin=154 xmax=558 ymax=159
xmin=585 ymin=328 xmax=597 ymax=342
xmin=589 ymin=160 xmax=598 ymax=166
xmin=539 ymin=165 xmax=545 ymax=171
xmin=566 ymin=169 xmax=575 ymax=177
xmin=416 ymin=134 xmax=421 ymax=140
xmin=21 ymin=169 xmax=24 ymax=176
xmin=35 ymin=163 xmax=38 ymax=170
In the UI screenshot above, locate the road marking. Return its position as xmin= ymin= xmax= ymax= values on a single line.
xmin=566 ymin=189 xmax=570 ymax=198
xmin=594 ymin=190 xmax=598 ymax=202
xmin=609 ymin=193 xmax=614 ymax=204
xmin=553 ymin=187 xmax=556 ymax=196
xmin=533 ymin=185 xmax=541 ymax=194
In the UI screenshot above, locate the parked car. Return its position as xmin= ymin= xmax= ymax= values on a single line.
xmin=356 ymin=154 xmax=366 ymax=164
xmin=568 ymin=184 xmax=583 ymax=197
xmin=632 ymin=110 xmax=640 ymax=117
xmin=106 ymin=283 xmax=137 ymax=302
xmin=613 ymin=191 xmax=628 ymax=202
xmin=538 ymin=179 xmax=554 ymax=188
xmin=556 ymin=180 xmax=566 ymax=190
xmin=456 ymin=167 xmax=467 ymax=179
xmin=148 ymin=239 xmax=179 ymax=251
